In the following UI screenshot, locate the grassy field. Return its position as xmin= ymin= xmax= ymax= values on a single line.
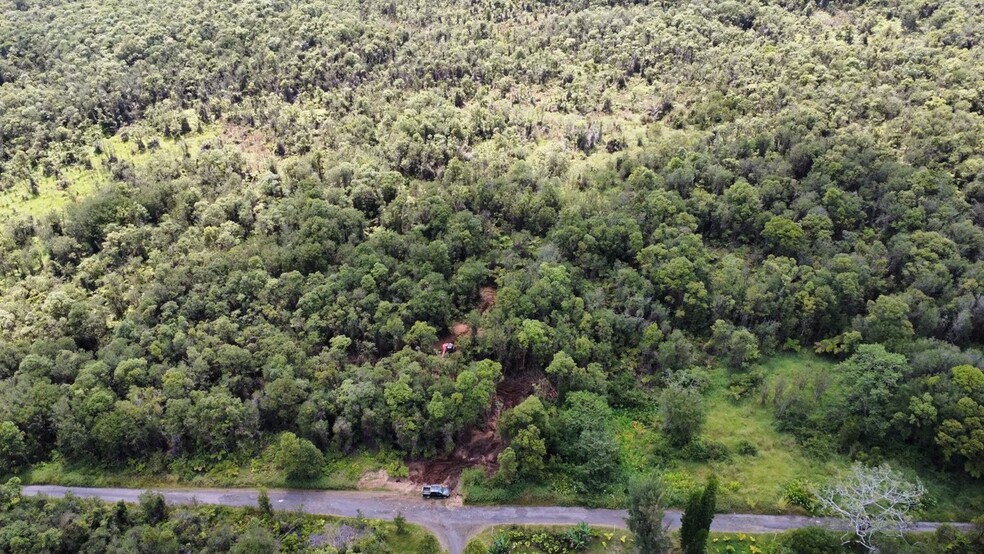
xmin=0 ymin=115 xmax=219 ymax=219
xmin=681 ymin=356 xmax=848 ymax=513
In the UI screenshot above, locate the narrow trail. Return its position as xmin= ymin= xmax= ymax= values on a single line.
xmin=22 ymin=486 xmax=972 ymax=554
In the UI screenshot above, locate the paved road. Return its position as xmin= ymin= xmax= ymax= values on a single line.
xmin=22 ymin=486 xmax=969 ymax=554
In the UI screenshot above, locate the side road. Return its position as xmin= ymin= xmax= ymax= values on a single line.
xmin=22 ymin=486 xmax=971 ymax=554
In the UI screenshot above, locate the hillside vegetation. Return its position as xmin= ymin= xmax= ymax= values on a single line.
xmin=2 ymin=0 xmax=984 ymax=519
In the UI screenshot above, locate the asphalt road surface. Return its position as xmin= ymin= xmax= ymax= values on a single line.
xmin=22 ymin=486 xmax=970 ymax=554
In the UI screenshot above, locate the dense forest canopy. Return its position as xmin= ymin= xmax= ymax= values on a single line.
xmin=1 ymin=0 xmax=984 ymax=507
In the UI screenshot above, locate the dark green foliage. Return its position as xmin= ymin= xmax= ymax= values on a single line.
xmin=139 ymin=491 xmax=168 ymax=525
xmin=736 ymin=440 xmax=758 ymax=457
xmin=394 ymin=512 xmax=408 ymax=535
xmin=231 ymin=526 xmax=277 ymax=554
xmin=777 ymin=527 xmax=845 ymax=554
xmin=838 ymin=344 xmax=907 ymax=445
xmin=680 ymin=476 xmax=717 ymax=554
xmin=0 ymin=422 xmax=27 ymax=473
xmin=257 ymin=488 xmax=272 ymax=517
xmin=681 ymin=439 xmax=730 ymax=462
xmin=659 ymin=386 xmax=706 ymax=447
xmin=489 ymin=533 xmax=511 ymax=554
xmin=419 ymin=534 xmax=442 ymax=554
xmin=626 ymin=478 xmax=672 ymax=554
xmin=0 ymin=478 xmax=430 ymax=553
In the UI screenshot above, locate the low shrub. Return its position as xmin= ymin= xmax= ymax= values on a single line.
xmin=683 ymin=439 xmax=730 ymax=462
xmin=779 ymin=479 xmax=818 ymax=514
xmin=736 ymin=440 xmax=758 ymax=456
xmin=777 ymin=527 xmax=843 ymax=553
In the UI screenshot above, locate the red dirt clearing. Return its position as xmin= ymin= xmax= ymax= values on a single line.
xmin=408 ymin=374 xmax=547 ymax=488
xmin=479 ymin=286 xmax=496 ymax=313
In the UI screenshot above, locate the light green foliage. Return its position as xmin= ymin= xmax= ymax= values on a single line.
xmin=270 ymin=432 xmax=325 ymax=481
xmin=859 ymin=295 xmax=915 ymax=350
xmin=763 ymin=216 xmax=806 ymax=255
xmin=499 ymin=396 xmax=549 ymax=442
xmin=510 ymin=425 xmax=547 ymax=480
xmin=935 ymin=365 xmax=984 ymax=478
xmin=464 ymin=539 xmax=489 ymax=554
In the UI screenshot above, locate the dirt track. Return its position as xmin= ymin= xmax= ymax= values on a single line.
xmin=22 ymin=485 xmax=972 ymax=554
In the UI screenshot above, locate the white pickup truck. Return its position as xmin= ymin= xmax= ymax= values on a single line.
xmin=421 ymin=484 xmax=451 ymax=498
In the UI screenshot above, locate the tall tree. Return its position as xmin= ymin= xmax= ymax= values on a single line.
xmin=626 ymin=478 xmax=672 ymax=554
xmin=680 ymin=476 xmax=718 ymax=554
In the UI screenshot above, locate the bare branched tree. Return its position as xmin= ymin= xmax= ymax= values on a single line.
xmin=814 ymin=463 xmax=926 ymax=552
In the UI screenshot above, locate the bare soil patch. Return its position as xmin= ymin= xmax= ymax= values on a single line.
xmin=407 ymin=374 xmax=548 ymax=488
xmin=220 ymin=123 xmax=273 ymax=172
xmin=357 ymin=469 xmax=416 ymax=494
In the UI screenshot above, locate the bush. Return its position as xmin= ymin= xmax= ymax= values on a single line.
xmin=659 ymin=386 xmax=706 ymax=447
xmin=257 ymin=488 xmax=272 ymax=517
xmin=563 ymin=522 xmax=592 ymax=549
xmin=489 ymin=533 xmax=510 ymax=554
xmin=682 ymin=439 xmax=730 ymax=462
xmin=271 ymin=432 xmax=325 ymax=481
xmin=780 ymin=479 xmax=819 ymax=513
xmin=777 ymin=527 xmax=843 ymax=554
xmin=0 ymin=422 xmax=26 ymax=473
xmin=139 ymin=491 xmax=168 ymax=525
xmin=736 ymin=440 xmax=758 ymax=456
xmin=463 ymin=540 xmax=489 ymax=554
xmin=394 ymin=512 xmax=407 ymax=535
xmin=727 ymin=371 xmax=764 ymax=401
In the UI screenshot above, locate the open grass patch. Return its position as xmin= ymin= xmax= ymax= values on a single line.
xmin=683 ymin=362 xmax=849 ymax=514
xmin=0 ymin=119 xmax=220 ymax=220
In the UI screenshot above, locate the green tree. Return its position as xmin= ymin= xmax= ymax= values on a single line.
xmin=626 ymin=478 xmax=672 ymax=554
xmin=499 ymin=396 xmax=549 ymax=441
xmin=859 ymin=295 xmax=914 ymax=350
xmin=0 ymin=421 xmax=27 ymax=473
xmin=838 ymin=344 xmax=906 ymax=444
xmin=659 ymin=386 xmax=705 ymax=446
xmin=419 ymin=533 xmax=443 ymax=554
xmin=257 ymin=488 xmax=273 ymax=517
xmin=763 ymin=216 xmax=806 ymax=255
xmin=936 ymin=365 xmax=984 ymax=477
xmin=511 ymin=425 xmax=547 ymax=479
xmin=272 ymin=432 xmax=325 ymax=481
xmin=139 ymin=491 xmax=168 ymax=525
xmin=680 ymin=476 xmax=717 ymax=554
